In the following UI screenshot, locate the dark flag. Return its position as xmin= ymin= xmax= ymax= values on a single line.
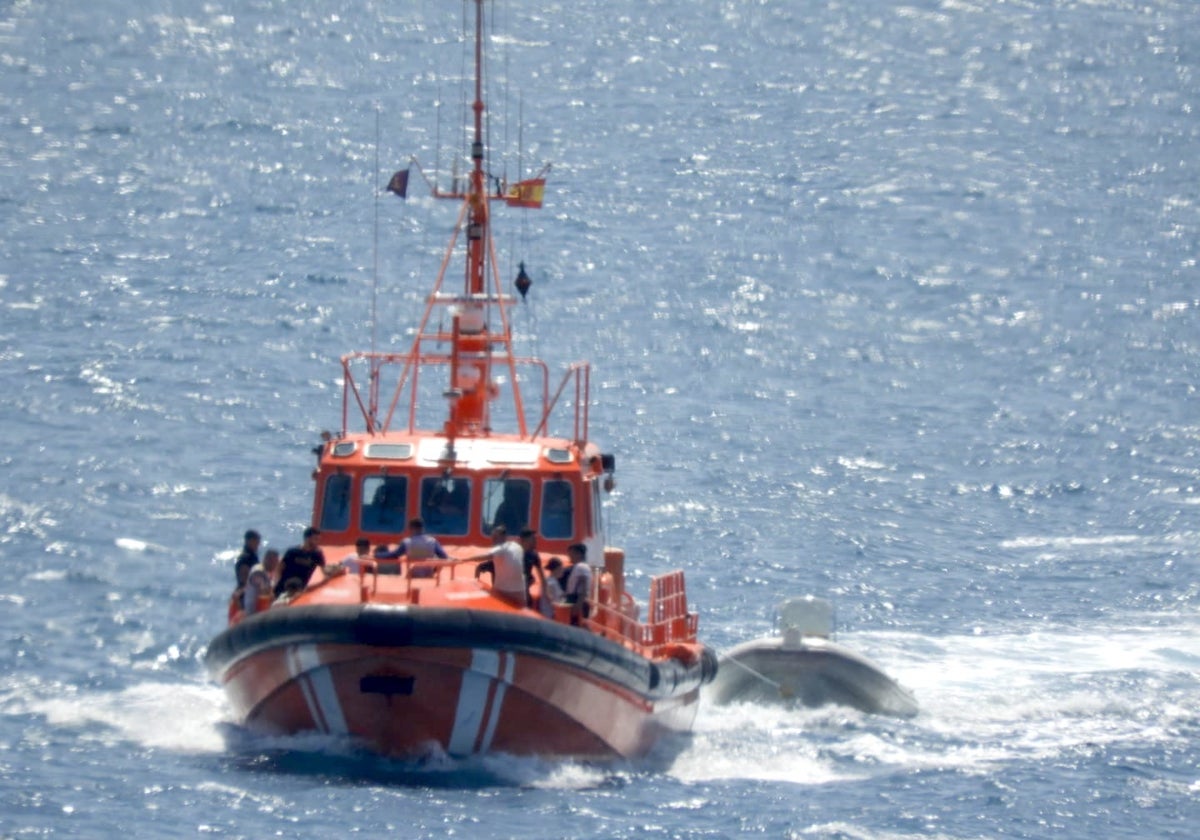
xmin=386 ymin=168 xmax=410 ymax=199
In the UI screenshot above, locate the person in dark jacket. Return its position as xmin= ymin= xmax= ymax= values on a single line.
xmin=234 ymin=529 xmax=261 ymax=587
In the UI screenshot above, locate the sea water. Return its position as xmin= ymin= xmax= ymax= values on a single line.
xmin=1 ymin=0 xmax=1197 ymax=837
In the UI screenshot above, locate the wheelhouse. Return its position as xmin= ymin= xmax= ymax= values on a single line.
xmin=310 ymin=433 xmax=611 ymax=555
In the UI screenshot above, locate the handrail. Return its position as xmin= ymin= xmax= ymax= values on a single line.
xmin=260 ymin=558 xmax=698 ymax=660
xmin=531 ymin=362 xmax=591 ymax=442
xmin=340 ymin=350 xmax=588 ymax=442
xmin=405 ymin=557 xmax=461 ymax=585
xmin=577 ymin=569 xmax=697 ymax=657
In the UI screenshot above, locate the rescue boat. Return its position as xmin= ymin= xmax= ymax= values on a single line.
xmin=204 ymin=0 xmax=715 ymax=760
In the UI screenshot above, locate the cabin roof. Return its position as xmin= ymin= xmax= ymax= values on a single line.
xmin=324 ymin=432 xmax=590 ymax=472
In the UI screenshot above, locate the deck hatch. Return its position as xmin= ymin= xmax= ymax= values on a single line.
xmin=545 ymin=447 xmax=572 ymax=464
xmin=485 ymin=442 xmax=540 ymax=464
xmin=365 ymin=443 xmax=414 ymax=460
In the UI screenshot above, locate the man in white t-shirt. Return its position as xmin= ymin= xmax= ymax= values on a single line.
xmin=338 ymin=537 xmax=374 ymax=574
xmin=469 ymin=525 xmax=527 ymax=605
xmin=539 ymin=557 xmax=566 ymax=618
xmin=242 ymin=549 xmax=281 ymax=615
xmin=563 ymin=543 xmax=592 ymax=626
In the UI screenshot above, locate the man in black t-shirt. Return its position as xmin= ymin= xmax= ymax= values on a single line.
xmin=275 ymin=526 xmax=326 ymax=597
xmin=518 ymin=528 xmax=546 ymax=608
xmin=234 ymin=529 xmax=261 ymax=587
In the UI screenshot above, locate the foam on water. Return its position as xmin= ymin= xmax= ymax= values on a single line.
xmin=8 ymin=680 xmax=228 ymax=754
xmin=1000 ymin=534 xmax=1143 ymax=551
xmin=671 ymin=612 xmax=1200 ymax=785
xmin=673 ymin=702 xmax=867 ymax=785
xmin=214 ymin=725 xmax=620 ymax=791
xmin=114 ymin=537 xmax=172 ymax=554
xmin=50 ymin=621 xmax=1189 ymax=794
xmin=47 ymin=611 xmax=1191 ymax=795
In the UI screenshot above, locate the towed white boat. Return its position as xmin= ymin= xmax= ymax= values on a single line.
xmin=707 ymin=597 xmax=918 ymax=718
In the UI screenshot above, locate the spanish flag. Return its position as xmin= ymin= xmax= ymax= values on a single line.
xmin=505 ymin=178 xmax=545 ymax=209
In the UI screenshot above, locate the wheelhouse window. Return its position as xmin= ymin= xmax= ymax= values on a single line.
xmin=420 ymin=475 xmax=470 ymax=536
xmin=540 ymin=479 xmax=574 ymax=539
xmin=361 ymin=475 xmax=408 ymax=534
xmin=482 ymin=476 xmax=530 ymax=535
xmin=319 ymin=473 xmax=352 ymax=533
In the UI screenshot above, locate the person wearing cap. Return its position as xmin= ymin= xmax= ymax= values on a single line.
xmin=274 ymin=526 xmax=326 ymax=597
xmin=234 ymin=529 xmax=261 ymax=588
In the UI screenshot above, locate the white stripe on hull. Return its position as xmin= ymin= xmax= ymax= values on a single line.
xmin=287 ymin=644 xmax=348 ymax=736
xmin=478 ymin=651 xmax=514 ymax=753
xmin=448 ymin=649 xmax=510 ymax=756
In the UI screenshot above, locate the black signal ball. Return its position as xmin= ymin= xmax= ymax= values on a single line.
xmin=514 ymin=262 xmax=532 ymax=300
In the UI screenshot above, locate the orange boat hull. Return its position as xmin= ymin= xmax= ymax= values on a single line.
xmin=206 ymin=605 xmax=713 ymax=760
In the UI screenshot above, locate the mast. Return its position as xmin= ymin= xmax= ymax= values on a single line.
xmin=427 ymin=0 xmax=530 ymax=441
xmin=468 ymin=0 xmax=487 ymax=299
xmin=446 ymin=0 xmax=494 ymax=439
xmin=351 ymin=0 xmax=548 ymax=442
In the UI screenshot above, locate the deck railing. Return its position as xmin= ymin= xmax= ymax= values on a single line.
xmin=583 ymin=569 xmax=698 ymax=658
xmin=240 ymin=560 xmax=699 ymax=663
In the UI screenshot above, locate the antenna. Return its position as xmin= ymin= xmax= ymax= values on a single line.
xmin=517 ymin=94 xmax=524 ymax=181
xmin=369 ymin=104 xmax=382 ymax=429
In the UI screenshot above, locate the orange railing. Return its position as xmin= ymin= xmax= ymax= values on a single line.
xmin=582 ymin=569 xmax=698 ymax=658
xmin=240 ymin=559 xmax=699 ymax=663
xmin=339 ymin=350 xmax=592 ymax=443
xmin=358 ymin=557 xmax=466 ymax=603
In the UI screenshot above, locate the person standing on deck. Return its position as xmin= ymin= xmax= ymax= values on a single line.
xmin=234 ymin=529 xmax=261 ymax=588
xmin=539 ymin=557 xmax=566 ymax=618
xmin=518 ymin=528 xmax=548 ymax=609
xmin=563 ymin=543 xmax=593 ymax=626
xmin=242 ymin=549 xmax=281 ymax=615
xmin=377 ymin=517 xmax=448 ymax=577
xmin=469 ymin=525 xmax=527 ymax=606
xmin=275 ymin=526 xmax=326 ymax=596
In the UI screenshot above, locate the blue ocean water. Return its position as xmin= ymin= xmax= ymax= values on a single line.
xmin=2 ymin=0 xmax=1198 ymax=836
